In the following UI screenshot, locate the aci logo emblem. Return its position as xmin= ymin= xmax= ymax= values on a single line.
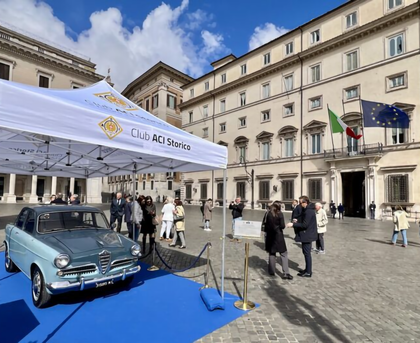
xmin=98 ymin=116 xmax=123 ymax=140
xmin=94 ymin=92 xmax=137 ymax=111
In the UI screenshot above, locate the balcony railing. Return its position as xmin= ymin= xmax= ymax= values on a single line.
xmin=324 ymin=143 xmax=383 ymax=159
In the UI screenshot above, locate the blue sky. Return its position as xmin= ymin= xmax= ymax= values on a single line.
xmin=0 ymin=0 xmax=345 ymax=89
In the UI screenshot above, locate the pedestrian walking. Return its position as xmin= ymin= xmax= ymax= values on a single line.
xmin=369 ymin=201 xmax=376 ymax=220
xmin=110 ymin=192 xmax=125 ymax=233
xmin=331 ymin=203 xmax=337 ymax=219
xmin=124 ymin=196 xmax=135 ymax=239
xmin=203 ymin=198 xmax=214 ymax=231
xmin=229 ymin=197 xmax=244 ymax=243
xmin=141 ymin=196 xmax=157 ymax=254
xmin=338 ymin=203 xmax=344 ymax=219
xmin=391 ymin=206 xmax=410 ymax=247
xmin=314 ymin=202 xmax=328 ymax=254
xmin=287 ymin=196 xmax=317 ymax=277
xmin=169 ymin=199 xmax=186 ymax=249
xmin=160 ymin=197 xmax=175 ymax=242
xmin=265 ymin=201 xmax=293 ymax=280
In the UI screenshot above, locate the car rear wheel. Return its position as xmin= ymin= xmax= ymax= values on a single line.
xmin=4 ymin=244 xmax=18 ymax=273
xmin=32 ymin=266 xmax=52 ymax=308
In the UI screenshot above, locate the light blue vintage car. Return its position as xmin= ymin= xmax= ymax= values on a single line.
xmin=3 ymin=205 xmax=141 ymax=308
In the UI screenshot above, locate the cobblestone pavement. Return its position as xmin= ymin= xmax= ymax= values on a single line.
xmin=2 ymin=204 xmax=420 ymax=342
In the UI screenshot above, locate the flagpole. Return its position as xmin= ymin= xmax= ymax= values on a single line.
xmin=358 ymin=96 xmax=367 ymax=153
xmin=327 ymin=104 xmax=336 ymax=158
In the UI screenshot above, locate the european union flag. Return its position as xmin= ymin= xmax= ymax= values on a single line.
xmin=362 ymin=100 xmax=409 ymax=128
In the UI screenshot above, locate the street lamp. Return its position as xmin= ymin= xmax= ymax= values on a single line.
xmin=240 ymin=156 xmax=254 ymax=210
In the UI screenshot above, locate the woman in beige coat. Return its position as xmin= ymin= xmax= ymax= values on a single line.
xmin=391 ymin=206 xmax=410 ymax=247
xmin=203 ymin=198 xmax=214 ymax=232
xmin=169 ymin=199 xmax=186 ymax=249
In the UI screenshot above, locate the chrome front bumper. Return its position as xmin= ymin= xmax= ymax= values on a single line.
xmin=46 ymin=265 xmax=141 ymax=293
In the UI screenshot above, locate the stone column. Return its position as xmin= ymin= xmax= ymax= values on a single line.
xmin=6 ymin=173 xmax=17 ymax=203
xmin=29 ymin=175 xmax=38 ymax=203
xmin=69 ymin=177 xmax=75 ymax=196
xmin=51 ymin=176 xmax=57 ymax=195
xmin=86 ymin=177 xmax=103 ymax=203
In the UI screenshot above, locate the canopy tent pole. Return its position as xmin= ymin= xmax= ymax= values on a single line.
xmin=221 ymin=168 xmax=227 ymax=300
xmin=132 ymin=163 xmax=137 ymax=198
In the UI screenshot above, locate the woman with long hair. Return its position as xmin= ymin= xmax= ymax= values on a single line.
xmin=265 ymin=201 xmax=293 ymax=279
xmin=140 ymin=196 xmax=157 ymax=254
xmin=391 ymin=205 xmax=410 ymax=247
xmin=169 ymin=199 xmax=186 ymax=249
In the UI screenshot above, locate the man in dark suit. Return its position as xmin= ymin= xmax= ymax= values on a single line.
xmin=110 ymin=192 xmax=125 ymax=233
xmin=51 ymin=193 xmax=67 ymax=205
xmin=287 ymin=196 xmax=317 ymax=277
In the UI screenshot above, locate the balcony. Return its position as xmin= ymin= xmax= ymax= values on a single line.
xmin=324 ymin=143 xmax=383 ymax=160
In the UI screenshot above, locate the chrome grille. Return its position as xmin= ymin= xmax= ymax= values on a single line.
xmin=111 ymin=258 xmax=135 ymax=270
xmin=99 ymin=250 xmax=111 ymax=274
xmin=60 ymin=264 xmax=97 ymax=276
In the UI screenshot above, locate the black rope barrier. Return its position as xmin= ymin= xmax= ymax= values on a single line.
xmin=154 ymin=242 xmax=209 ymax=273
xmin=138 ymin=246 xmax=154 ymax=260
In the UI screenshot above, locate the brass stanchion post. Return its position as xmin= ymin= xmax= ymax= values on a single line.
xmin=147 ymin=242 xmax=159 ymax=272
xmin=234 ymin=242 xmax=255 ymax=311
xmin=200 ymin=243 xmax=211 ymax=290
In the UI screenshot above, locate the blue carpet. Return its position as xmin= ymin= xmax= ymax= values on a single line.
xmin=0 ymin=252 xmax=252 ymax=343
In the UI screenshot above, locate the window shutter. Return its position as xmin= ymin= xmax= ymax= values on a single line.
xmin=174 ymin=97 xmax=177 ymax=109
xmin=167 ymin=94 xmax=170 ymax=107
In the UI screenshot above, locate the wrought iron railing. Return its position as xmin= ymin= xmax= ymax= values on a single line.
xmin=324 ymin=143 xmax=383 ymax=159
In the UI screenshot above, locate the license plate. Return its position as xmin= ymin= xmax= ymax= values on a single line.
xmin=96 ymin=279 xmax=114 ymax=288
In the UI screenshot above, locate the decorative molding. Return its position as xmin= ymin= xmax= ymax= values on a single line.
xmin=234 ymin=175 xmax=249 ymax=181
xmin=278 ymin=126 xmax=298 ymax=136
xmin=184 ymin=179 xmax=194 ymax=184
xmin=278 ymin=173 xmax=299 ymax=179
xmin=217 ymin=140 xmax=229 ymax=147
xmin=234 ymin=136 xmax=249 ymax=145
xmin=256 ymin=131 xmax=274 ymax=140
xmin=380 ymin=165 xmax=417 ymax=172
xmin=256 ymin=174 xmax=274 ymax=180
xmin=303 ymin=171 xmax=329 ymax=176
xmin=214 ymin=177 xmax=228 ymax=182
xmin=303 ymin=120 xmax=327 ymax=131
xmin=198 ymin=178 xmax=210 ymax=183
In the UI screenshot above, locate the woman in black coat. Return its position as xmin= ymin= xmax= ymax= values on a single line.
xmin=141 ymin=196 xmax=157 ymax=254
xmin=265 ymin=201 xmax=293 ymax=280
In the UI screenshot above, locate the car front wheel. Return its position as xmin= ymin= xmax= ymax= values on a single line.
xmin=4 ymin=244 xmax=18 ymax=273
xmin=32 ymin=266 xmax=52 ymax=308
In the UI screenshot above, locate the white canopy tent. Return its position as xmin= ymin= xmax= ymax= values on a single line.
xmin=0 ymin=79 xmax=229 ymax=299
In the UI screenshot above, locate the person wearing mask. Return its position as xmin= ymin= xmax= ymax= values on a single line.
xmin=110 ymin=192 xmax=125 ymax=233
xmin=124 ymin=196 xmax=134 ymax=239
xmin=314 ymin=202 xmax=328 ymax=254
xmin=132 ymin=196 xmax=143 ymax=242
xmin=141 ymin=196 xmax=157 ymax=254
xmin=160 ymin=197 xmax=175 ymax=242
xmin=265 ymin=201 xmax=293 ymax=280
xmin=203 ymin=198 xmax=214 ymax=232
xmin=391 ymin=206 xmax=410 ymax=247
xmin=287 ymin=196 xmax=317 ymax=277
xmin=169 ymin=199 xmax=186 ymax=249
xmin=229 ymin=197 xmax=244 ymax=243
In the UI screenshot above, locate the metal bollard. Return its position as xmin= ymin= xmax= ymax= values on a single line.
xmin=234 ymin=242 xmax=255 ymax=311
xmin=147 ymin=242 xmax=159 ymax=272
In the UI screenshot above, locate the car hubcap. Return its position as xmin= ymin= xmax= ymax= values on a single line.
xmin=32 ymin=272 xmax=41 ymax=301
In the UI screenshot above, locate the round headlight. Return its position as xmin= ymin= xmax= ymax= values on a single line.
xmin=131 ymin=244 xmax=141 ymax=256
xmin=54 ymin=254 xmax=70 ymax=269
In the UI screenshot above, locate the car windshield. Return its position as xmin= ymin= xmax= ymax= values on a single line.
xmin=37 ymin=211 xmax=109 ymax=233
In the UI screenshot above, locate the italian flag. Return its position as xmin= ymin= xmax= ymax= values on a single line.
xmin=329 ymin=108 xmax=362 ymax=140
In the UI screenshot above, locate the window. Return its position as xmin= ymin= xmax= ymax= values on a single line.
xmin=261 ymin=110 xmax=270 ymax=122
xmin=262 ymin=83 xmax=270 ymax=99
xmin=142 ymin=181 xmax=146 ymax=190
xmin=284 ymin=74 xmax=293 ymax=92
xmin=240 ymin=64 xmax=247 ymax=75
xmin=240 ymin=92 xmax=246 ymax=106
xmin=146 ymin=99 xmax=150 ymax=111
xmin=285 ymin=138 xmax=294 ymax=157
xmin=204 ymin=81 xmax=209 ymax=91
xmin=388 ymin=174 xmax=408 ymax=202
xmin=262 ymin=142 xmax=270 ymax=160
xmin=310 ymin=96 xmax=322 ymax=110
xmin=310 ymin=29 xmax=320 ymax=44
xmin=237 ymin=182 xmax=246 ymax=200
xmin=388 ymin=73 xmax=406 ymax=90
xmin=283 ymin=103 xmax=294 ymax=117
xmin=345 ymin=86 xmax=359 ymax=100
xmin=15 ymin=209 xmax=28 ymax=228
xmin=186 ymin=184 xmax=192 ymax=198
xmin=190 ymin=88 xmax=194 ymax=98
xmin=282 ymin=180 xmax=294 ymax=201
xmin=239 ymin=117 xmax=247 ymax=128
xmin=239 ymin=146 xmax=246 ymax=162
xmin=311 ymin=134 xmax=321 ymax=154
xmin=392 ymin=123 xmax=408 ymax=144
xmin=168 ymin=180 xmax=173 ymax=191
xmin=285 ymin=42 xmax=294 ymax=55
xmin=220 ymin=122 xmax=226 ymax=133
xmin=200 ymin=183 xmax=208 ymax=199
xmin=259 ymin=181 xmax=270 ymax=200
xmin=188 ymin=111 xmax=193 ymax=123
xmin=203 ymin=127 xmax=209 ymax=138
xmin=152 ymin=94 xmax=159 ymax=109
xmin=0 ymin=62 xmax=11 ymax=80
xmin=221 ymin=73 xmax=226 ymax=84
xmin=39 ymin=75 xmax=50 ymax=88
xmin=308 ymin=179 xmax=322 ymax=201
xmin=217 ymin=183 xmax=223 ymax=200
xmin=346 ymin=12 xmax=358 ymax=28
xmin=346 ymin=50 xmax=359 ymax=71
xmin=220 ymin=99 xmax=226 ymax=113
xmin=388 ymin=0 xmax=403 ymax=10
xmin=203 ymin=105 xmax=208 ymax=118
xmin=388 ymin=34 xmax=404 ymax=57
xmin=151 ymin=181 xmax=154 ymax=190
xmin=167 ymin=94 xmax=176 ymax=109
xmin=263 ymin=52 xmax=271 ymax=65
xmin=310 ymin=64 xmax=321 ymax=83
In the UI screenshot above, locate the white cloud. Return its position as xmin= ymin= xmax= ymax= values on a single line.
xmin=186 ymin=9 xmax=214 ymax=30
xmin=249 ymin=23 xmax=289 ymax=51
xmin=0 ymin=0 xmax=227 ymax=90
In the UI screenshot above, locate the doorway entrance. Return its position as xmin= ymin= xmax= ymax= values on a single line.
xmin=341 ymin=171 xmax=365 ymax=218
